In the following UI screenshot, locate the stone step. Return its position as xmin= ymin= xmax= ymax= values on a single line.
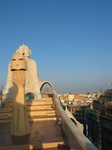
xmin=42 ymin=97 xmax=52 ymax=101
xmin=27 ymin=105 xmax=53 ymax=111
xmin=0 ymin=108 xmax=12 ymax=113
xmin=0 ymin=95 xmax=56 ymax=124
xmin=0 ymin=115 xmax=9 ymax=119
xmin=0 ymin=116 xmax=57 ymax=123
xmin=3 ymin=97 xmax=53 ymax=103
xmin=28 ymin=110 xmax=56 ymax=116
xmin=0 ymin=141 xmax=68 ymax=150
xmin=0 ymin=106 xmax=54 ymax=113
xmin=42 ymin=94 xmax=52 ymax=98
xmin=29 ymin=115 xmax=57 ymax=121
xmin=0 ymin=110 xmax=56 ymax=118
xmin=4 ymin=101 xmax=53 ymax=108
xmin=26 ymin=101 xmax=53 ymax=106
xmin=0 ymin=119 xmax=11 ymax=123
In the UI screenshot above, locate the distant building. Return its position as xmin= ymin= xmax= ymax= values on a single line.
xmin=45 ymin=86 xmax=50 ymax=94
xmin=105 ymin=89 xmax=112 ymax=96
xmin=86 ymin=101 xmax=112 ymax=150
xmin=68 ymin=94 xmax=74 ymax=101
xmin=74 ymin=93 xmax=86 ymax=101
xmin=85 ymin=108 xmax=102 ymax=149
xmin=93 ymin=100 xmax=106 ymax=112
xmin=100 ymin=115 xmax=112 ymax=150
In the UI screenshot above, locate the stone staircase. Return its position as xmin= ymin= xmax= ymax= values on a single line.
xmin=0 ymin=95 xmax=69 ymax=150
xmin=0 ymin=95 xmax=57 ymax=123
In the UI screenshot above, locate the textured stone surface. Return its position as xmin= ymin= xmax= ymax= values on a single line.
xmin=3 ymin=44 xmax=53 ymax=100
xmin=0 ymin=121 xmax=69 ymax=150
xmin=10 ymin=52 xmax=30 ymax=136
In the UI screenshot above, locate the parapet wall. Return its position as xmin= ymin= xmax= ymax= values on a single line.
xmin=53 ymin=91 xmax=98 ymax=150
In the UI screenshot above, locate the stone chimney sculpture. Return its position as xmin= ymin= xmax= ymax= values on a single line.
xmin=10 ymin=52 xmax=30 ymax=136
xmin=3 ymin=44 xmax=54 ymax=101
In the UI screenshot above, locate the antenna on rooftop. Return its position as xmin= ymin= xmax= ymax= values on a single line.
xmin=100 ymin=86 xmax=102 ymax=93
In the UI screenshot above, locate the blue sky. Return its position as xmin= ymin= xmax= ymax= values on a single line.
xmin=0 ymin=0 xmax=112 ymax=93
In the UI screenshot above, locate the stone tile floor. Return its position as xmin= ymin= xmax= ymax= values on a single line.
xmin=0 ymin=120 xmax=69 ymax=149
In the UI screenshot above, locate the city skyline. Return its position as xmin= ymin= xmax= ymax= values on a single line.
xmin=0 ymin=0 xmax=112 ymax=93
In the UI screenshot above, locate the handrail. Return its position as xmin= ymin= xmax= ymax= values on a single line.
xmin=53 ymin=91 xmax=98 ymax=150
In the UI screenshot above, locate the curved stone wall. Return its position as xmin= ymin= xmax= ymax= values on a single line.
xmin=53 ymin=92 xmax=98 ymax=150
